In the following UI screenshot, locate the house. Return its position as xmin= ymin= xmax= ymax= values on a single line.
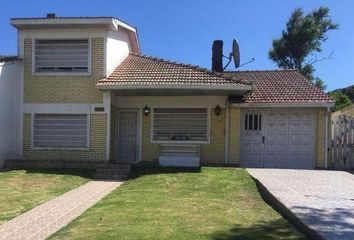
xmin=2 ymin=14 xmax=333 ymax=170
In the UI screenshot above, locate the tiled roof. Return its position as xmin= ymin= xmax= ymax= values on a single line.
xmin=98 ymin=54 xmax=332 ymax=104
xmin=224 ymin=70 xmax=334 ymax=104
xmin=97 ymin=53 xmax=250 ymax=87
xmin=0 ymin=55 xmax=18 ymax=62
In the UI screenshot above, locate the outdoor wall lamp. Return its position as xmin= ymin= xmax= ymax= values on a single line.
xmin=214 ymin=105 xmax=221 ymax=116
xmin=143 ymin=105 xmax=150 ymax=116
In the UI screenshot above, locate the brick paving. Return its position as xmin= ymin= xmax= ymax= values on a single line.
xmin=0 ymin=180 xmax=122 ymax=240
xmin=247 ymin=169 xmax=354 ymax=240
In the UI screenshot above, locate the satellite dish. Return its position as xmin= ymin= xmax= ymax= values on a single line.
xmin=232 ymin=39 xmax=240 ymax=68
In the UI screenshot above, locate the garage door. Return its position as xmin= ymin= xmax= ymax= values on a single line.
xmin=240 ymin=109 xmax=315 ymax=169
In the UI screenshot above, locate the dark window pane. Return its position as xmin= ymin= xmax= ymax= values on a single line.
xmin=254 ymin=115 xmax=258 ymax=130
xmin=249 ymin=115 xmax=253 ymax=130
xmin=259 ymin=115 xmax=262 ymax=130
xmin=245 ymin=114 xmax=248 ymax=130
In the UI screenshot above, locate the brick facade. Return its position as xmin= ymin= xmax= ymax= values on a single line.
xmin=23 ymin=38 xmax=104 ymax=103
xmin=228 ymin=108 xmax=241 ymax=165
xmin=141 ymin=114 xmax=160 ymax=162
xmin=23 ymin=114 xmax=107 ymax=161
xmin=22 ymin=37 xmax=107 ymax=162
xmin=200 ymin=108 xmax=225 ymax=163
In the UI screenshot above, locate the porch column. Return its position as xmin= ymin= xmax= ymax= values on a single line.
xmin=104 ymin=91 xmax=111 ymax=161
xmin=229 ymin=107 xmax=241 ymax=165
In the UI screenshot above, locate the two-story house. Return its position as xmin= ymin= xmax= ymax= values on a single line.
xmin=2 ymin=14 xmax=333 ymax=170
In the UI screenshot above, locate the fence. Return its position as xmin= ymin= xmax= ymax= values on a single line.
xmin=331 ymin=114 xmax=354 ymax=170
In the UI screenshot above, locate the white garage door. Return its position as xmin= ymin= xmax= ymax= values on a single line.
xmin=240 ymin=109 xmax=315 ymax=169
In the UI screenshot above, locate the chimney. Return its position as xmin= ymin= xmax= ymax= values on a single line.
xmin=46 ymin=13 xmax=56 ymax=19
xmin=212 ymin=40 xmax=223 ymax=72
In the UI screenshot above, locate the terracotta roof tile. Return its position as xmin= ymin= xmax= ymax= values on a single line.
xmin=97 ymin=53 xmax=249 ymax=87
xmin=224 ymin=70 xmax=334 ymax=104
xmin=98 ymin=53 xmax=333 ymax=104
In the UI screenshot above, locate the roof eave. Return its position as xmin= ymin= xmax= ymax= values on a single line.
xmin=97 ymin=83 xmax=252 ymax=91
xmin=97 ymin=84 xmax=252 ymax=91
xmin=10 ymin=18 xmax=135 ymax=32
xmin=231 ymin=102 xmax=335 ymax=108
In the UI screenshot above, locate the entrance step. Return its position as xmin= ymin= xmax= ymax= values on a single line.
xmin=94 ymin=164 xmax=131 ymax=180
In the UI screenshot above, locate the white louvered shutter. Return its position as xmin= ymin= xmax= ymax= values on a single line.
xmin=33 ymin=114 xmax=88 ymax=148
xmin=153 ymin=108 xmax=208 ymax=142
xmin=34 ymin=39 xmax=89 ymax=73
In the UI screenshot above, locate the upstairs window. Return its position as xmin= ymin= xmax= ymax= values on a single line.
xmin=34 ymin=39 xmax=89 ymax=73
xmin=152 ymin=108 xmax=209 ymax=142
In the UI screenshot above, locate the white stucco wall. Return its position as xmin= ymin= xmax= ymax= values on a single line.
xmin=105 ymin=30 xmax=132 ymax=76
xmin=0 ymin=61 xmax=22 ymax=167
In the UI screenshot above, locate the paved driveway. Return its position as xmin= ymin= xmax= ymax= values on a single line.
xmin=247 ymin=169 xmax=354 ymax=240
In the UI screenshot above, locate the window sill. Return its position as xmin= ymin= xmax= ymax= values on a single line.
xmin=31 ymin=147 xmax=89 ymax=151
xmin=32 ymin=72 xmax=91 ymax=77
xmin=151 ymin=140 xmax=210 ymax=145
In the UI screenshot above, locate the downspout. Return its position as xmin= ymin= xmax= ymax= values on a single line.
xmin=325 ymin=107 xmax=330 ymax=169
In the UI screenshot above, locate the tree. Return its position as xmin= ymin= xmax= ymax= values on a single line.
xmin=328 ymin=91 xmax=352 ymax=111
xmin=269 ymin=7 xmax=338 ymax=90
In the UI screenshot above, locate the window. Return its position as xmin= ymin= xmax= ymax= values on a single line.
xmin=245 ymin=113 xmax=262 ymax=131
xmin=34 ymin=39 xmax=89 ymax=73
xmin=153 ymin=108 xmax=208 ymax=142
xmin=33 ymin=114 xmax=89 ymax=148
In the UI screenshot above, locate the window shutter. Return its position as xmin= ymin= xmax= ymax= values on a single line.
xmin=153 ymin=108 xmax=208 ymax=142
xmin=33 ymin=114 xmax=88 ymax=148
xmin=34 ymin=39 xmax=89 ymax=73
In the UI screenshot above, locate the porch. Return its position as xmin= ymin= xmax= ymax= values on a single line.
xmin=108 ymin=95 xmax=236 ymax=166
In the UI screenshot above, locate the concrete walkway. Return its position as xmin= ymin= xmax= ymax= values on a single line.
xmin=247 ymin=169 xmax=354 ymax=240
xmin=0 ymin=180 xmax=122 ymax=240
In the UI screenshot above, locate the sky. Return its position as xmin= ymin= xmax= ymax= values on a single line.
xmin=0 ymin=0 xmax=353 ymax=91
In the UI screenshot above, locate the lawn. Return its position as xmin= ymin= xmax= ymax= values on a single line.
xmin=50 ymin=167 xmax=306 ymax=240
xmin=0 ymin=169 xmax=92 ymax=225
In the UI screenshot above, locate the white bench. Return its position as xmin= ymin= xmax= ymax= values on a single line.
xmin=158 ymin=144 xmax=200 ymax=167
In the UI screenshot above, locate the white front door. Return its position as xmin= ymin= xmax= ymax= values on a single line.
xmin=116 ymin=110 xmax=139 ymax=163
xmin=240 ymin=109 xmax=315 ymax=169
xmin=240 ymin=110 xmax=264 ymax=167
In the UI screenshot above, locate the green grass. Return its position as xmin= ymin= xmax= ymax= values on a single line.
xmin=50 ymin=167 xmax=306 ymax=240
xmin=0 ymin=169 xmax=92 ymax=225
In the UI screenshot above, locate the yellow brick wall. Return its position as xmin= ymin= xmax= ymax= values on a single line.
xmin=141 ymin=108 xmax=226 ymax=164
xmin=141 ymin=114 xmax=160 ymax=162
xmin=23 ymin=38 xmax=104 ymax=103
xmin=22 ymin=38 xmax=107 ymax=161
xmin=200 ymin=108 xmax=225 ymax=163
xmin=316 ymin=108 xmax=327 ymax=168
xmin=228 ymin=107 xmax=241 ymax=165
xmin=109 ymin=106 xmax=116 ymax=160
xmin=23 ymin=114 xmax=107 ymax=161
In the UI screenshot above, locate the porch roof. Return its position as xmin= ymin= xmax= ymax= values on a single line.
xmin=97 ymin=53 xmax=252 ymax=95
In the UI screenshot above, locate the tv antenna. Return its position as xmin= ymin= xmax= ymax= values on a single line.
xmin=223 ymin=39 xmax=255 ymax=70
